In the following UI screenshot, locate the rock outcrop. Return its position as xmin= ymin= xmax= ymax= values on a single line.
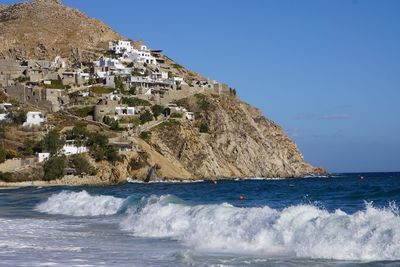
xmin=142 ymin=94 xmax=323 ymax=179
xmin=0 ymin=0 xmax=122 ymax=61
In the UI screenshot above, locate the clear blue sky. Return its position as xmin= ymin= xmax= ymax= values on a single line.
xmin=4 ymin=0 xmax=400 ymax=173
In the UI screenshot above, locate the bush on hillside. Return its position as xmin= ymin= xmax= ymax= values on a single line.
xmin=43 ymin=156 xmax=66 ymax=181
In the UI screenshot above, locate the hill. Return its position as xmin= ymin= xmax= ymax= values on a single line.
xmin=0 ymin=0 xmax=122 ymax=61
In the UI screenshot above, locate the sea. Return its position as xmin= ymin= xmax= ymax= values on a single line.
xmin=0 ymin=172 xmax=399 ymax=267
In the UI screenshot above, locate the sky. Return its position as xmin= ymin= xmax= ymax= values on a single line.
xmin=3 ymin=0 xmax=400 ymax=173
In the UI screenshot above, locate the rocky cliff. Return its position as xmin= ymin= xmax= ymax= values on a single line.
xmin=0 ymin=0 xmax=122 ymax=61
xmin=85 ymin=93 xmax=323 ymax=182
xmin=142 ymin=94 xmax=323 ymax=179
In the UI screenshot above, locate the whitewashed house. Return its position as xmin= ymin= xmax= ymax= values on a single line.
xmin=109 ymin=40 xmax=134 ymax=54
xmin=0 ymin=102 xmax=12 ymax=121
xmin=62 ymin=140 xmax=88 ymax=156
xmin=185 ymin=112 xmax=195 ymax=121
xmin=115 ymin=106 xmax=135 ymax=116
xmin=23 ymin=112 xmax=46 ymax=127
xmin=151 ymin=71 xmax=168 ymax=80
xmin=38 ymin=152 xmax=50 ymax=163
xmin=121 ymin=44 xmax=157 ymax=65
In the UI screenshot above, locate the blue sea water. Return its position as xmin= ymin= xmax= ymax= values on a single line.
xmin=0 ymin=172 xmax=400 ymax=266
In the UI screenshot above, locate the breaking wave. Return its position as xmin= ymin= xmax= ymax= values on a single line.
xmin=121 ymin=195 xmax=400 ymax=261
xmin=35 ymin=190 xmax=124 ymax=216
xmin=36 ymin=191 xmax=400 ymax=261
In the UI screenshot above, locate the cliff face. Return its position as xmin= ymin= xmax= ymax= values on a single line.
xmin=0 ymin=0 xmax=122 ymax=61
xmin=144 ymin=94 xmax=323 ymax=179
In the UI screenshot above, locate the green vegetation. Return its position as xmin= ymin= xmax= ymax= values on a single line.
xmin=43 ymin=156 xmax=66 ymax=181
xmin=199 ymin=122 xmax=209 ymax=133
xmin=6 ymin=111 xmax=27 ymax=125
xmin=114 ymin=75 xmax=124 ymax=91
xmin=157 ymin=119 xmax=180 ymax=130
xmin=151 ymin=105 xmax=164 ymax=119
xmin=43 ymin=79 xmax=66 ymax=89
xmin=131 ymin=69 xmax=145 ymax=76
xmin=170 ymin=112 xmax=183 ymax=118
xmin=122 ymin=97 xmax=151 ymax=107
xmin=0 ymin=146 xmax=6 ymax=163
xmin=90 ymin=86 xmax=114 ymax=95
xmin=0 ymin=172 xmax=12 ymax=182
xmin=14 ymin=76 xmax=30 ymax=83
xmin=173 ymin=98 xmax=190 ymax=110
xmin=139 ymin=110 xmax=153 ymax=124
xmin=70 ymin=106 xmax=94 ymax=118
xmin=195 ymin=94 xmax=210 ymax=111
xmin=70 ymin=154 xmax=96 ymax=175
xmin=139 ymin=131 xmax=151 ymax=142
xmin=103 ymin=116 xmax=122 ymax=131
xmin=229 ymin=87 xmax=237 ymax=96
xmin=39 ymin=129 xmax=65 ymax=155
xmin=172 ymin=63 xmax=183 ymax=69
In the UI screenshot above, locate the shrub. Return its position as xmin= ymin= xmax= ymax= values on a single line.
xmin=70 ymin=154 xmax=96 ymax=175
xmin=14 ymin=76 xmax=30 ymax=83
xmin=199 ymin=122 xmax=209 ymax=133
xmin=170 ymin=112 xmax=182 ymax=118
xmin=114 ymin=75 xmax=124 ymax=91
xmin=40 ymin=129 xmax=65 ymax=155
xmin=140 ymin=131 xmax=151 ymax=142
xmin=70 ymin=106 xmax=94 ymax=118
xmin=6 ymin=149 xmax=18 ymax=159
xmin=7 ymin=111 xmax=27 ymax=125
xmin=0 ymin=172 xmax=12 ymax=182
xmin=195 ymin=94 xmax=210 ymax=111
xmin=43 ymin=156 xmax=66 ymax=181
xmin=122 ymin=97 xmax=151 ymax=107
xmin=151 ymin=105 xmax=164 ymax=119
xmin=90 ymin=86 xmax=114 ymax=95
xmin=139 ymin=110 xmax=153 ymax=124
xmin=0 ymin=146 xmax=6 ymax=163
xmin=43 ymin=79 xmax=65 ymax=89
xmin=157 ymin=119 xmax=180 ymax=130
xmin=103 ymin=116 xmax=121 ymax=131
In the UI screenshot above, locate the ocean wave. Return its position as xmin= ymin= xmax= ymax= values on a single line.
xmin=35 ymin=190 xmax=124 ymax=216
xmin=121 ymin=195 xmax=400 ymax=261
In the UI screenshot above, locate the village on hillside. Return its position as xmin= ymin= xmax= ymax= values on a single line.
xmin=0 ymin=40 xmax=237 ymax=182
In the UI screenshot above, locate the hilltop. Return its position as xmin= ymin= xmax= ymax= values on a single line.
xmin=0 ymin=0 xmax=122 ymax=61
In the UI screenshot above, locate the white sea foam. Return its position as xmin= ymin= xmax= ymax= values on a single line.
xmin=121 ymin=195 xmax=400 ymax=261
xmin=35 ymin=190 xmax=124 ymax=216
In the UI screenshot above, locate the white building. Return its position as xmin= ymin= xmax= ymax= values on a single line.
xmin=51 ymin=56 xmax=67 ymax=69
xmin=23 ymin=112 xmax=46 ymax=127
xmin=38 ymin=152 xmax=50 ymax=163
xmin=109 ymin=40 xmax=134 ymax=54
xmin=121 ymin=44 xmax=157 ymax=65
xmin=115 ymin=106 xmax=135 ymax=116
xmin=151 ymin=71 xmax=168 ymax=80
xmin=62 ymin=140 xmax=89 ymax=156
xmin=185 ymin=112 xmax=195 ymax=121
xmin=99 ymin=57 xmax=131 ymax=75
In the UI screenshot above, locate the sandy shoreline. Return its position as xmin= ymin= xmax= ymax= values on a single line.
xmin=0 ymin=175 xmax=121 ymax=188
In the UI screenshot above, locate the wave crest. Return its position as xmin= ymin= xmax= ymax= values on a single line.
xmin=35 ymin=190 xmax=123 ymax=216
xmin=121 ymin=196 xmax=400 ymax=261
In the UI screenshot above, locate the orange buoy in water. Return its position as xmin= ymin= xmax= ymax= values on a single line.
xmin=239 ymin=195 xmax=244 ymax=201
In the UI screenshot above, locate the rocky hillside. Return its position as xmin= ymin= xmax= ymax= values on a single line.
xmin=0 ymin=0 xmax=122 ymax=61
xmin=87 ymin=94 xmax=323 ymax=182
xmin=141 ymin=94 xmax=323 ymax=179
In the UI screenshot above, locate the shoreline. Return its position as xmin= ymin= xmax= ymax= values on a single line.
xmin=0 ymin=175 xmax=331 ymax=189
